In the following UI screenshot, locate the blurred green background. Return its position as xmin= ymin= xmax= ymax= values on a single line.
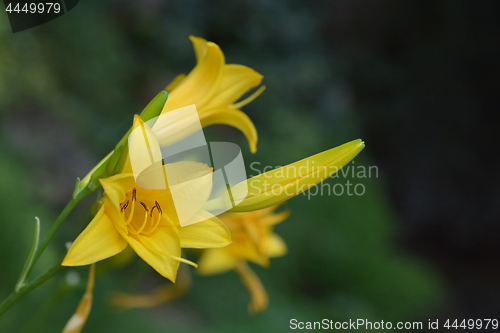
xmin=1 ymin=1 xmax=498 ymax=332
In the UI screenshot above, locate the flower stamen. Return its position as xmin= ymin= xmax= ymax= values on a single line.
xmin=169 ymin=254 xmax=198 ymax=268
xmin=143 ymin=201 xmax=162 ymax=236
xmin=150 ymin=205 xmax=157 ymax=217
xmin=136 ymin=208 xmax=150 ymax=235
xmin=139 ymin=201 xmax=149 ymax=213
xmin=125 ymin=188 xmax=137 ymax=225
xmin=120 ymin=201 xmax=129 ymax=212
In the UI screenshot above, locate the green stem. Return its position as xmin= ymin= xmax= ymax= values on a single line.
xmin=0 ymin=187 xmax=93 ymax=317
xmin=0 ymin=259 xmax=65 ymax=316
xmin=15 ymin=218 xmax=41 ymax=292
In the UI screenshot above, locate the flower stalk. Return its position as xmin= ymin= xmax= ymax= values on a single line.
xmin=0 ymin=186 xmax=93 ymax=317
xmin=15 ymin=217 xmax=41 ymax=292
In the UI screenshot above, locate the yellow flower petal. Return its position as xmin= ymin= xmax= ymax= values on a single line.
xmin=99 ymin=173 xmax=136 ymax=207
xmin=178 ymin=210 xmax=231 ymax=248
xmin=63 ymin=206 xmax=127 ymax=266
xmin=266 ymin=233 xmax=287 ymax=258
xmin=157 ymin=37 xmax=262 ymax=153
xmin=163 ymin=41 xmax=224 ymax=111
xmin=62 ymin=264 xmax=95 ymax=333
xmin=128 ymin=115 xmax=163 ymax=182
xmin=230 ymin=85 xmax=266 ymax=110
xmin=235 ymin=261 xmax=268 ymax=314
xmin=164 ymin=161 xmax=213 ymax=226
xmin=213 ymin=229 xmax=269 ymax=267
xmin=151 ymin=104 xmax=202 ymax=147
xmin=203 ymin=64 xmax=263 ymax=110
xmin=197 ymin=248 xmax=239 ymax=275
xmin=125 ymin=224 xmax=181 ymax=282
xmin=189 ymin=35 xmax=209 ymax=63
xmin=230 ymin=139 xmax=365 ymax=212
xmin=259 ymin=209 xmax=290 ymax=227
xmin=200 ymin=108 xmax=258 ymax=153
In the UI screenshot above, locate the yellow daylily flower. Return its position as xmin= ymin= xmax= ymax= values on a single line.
xmin=158 ymin=36 xmax=264 ymax=153
xmin=197 ymin=206 xmax=288 ymax=313
xmin=78 ymin=35 xmax=263 ymax=193
xmin=63 ymin=117 xmax=232 ymax=282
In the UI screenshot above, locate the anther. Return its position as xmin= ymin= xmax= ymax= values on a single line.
xmin=132 ymin=188 xmax=137 ymax=202
xmin=120 ymin=200 xmax=129 ymax=212
xmin=139 ymin=201 xmax=149 ymax=212
xmin=155 ymin=201 xmax=162 ymax=214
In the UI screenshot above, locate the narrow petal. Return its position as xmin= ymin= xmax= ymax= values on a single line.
xmin=260 ymin=209 xmax=290 ymax=227
xmin=200 ymin=108 xmax=258 ymax=153
xmin=235 ymin=261 xmax=269 ymax=314
xmin=163 ymin=42 xmax=225 ymax=112
xmin=203 ymin=64 xmax=263 ymax=110
xmin=63 ymin=207 xmax=127 ymax=266
xmin=266 ymin=233 xmax=287 ymax=258
xmin=189 ymin=35 xmax=209 ymax=63
xmin=62 ymin=264 xmax=95 ymax=333
xmin=179 ymin=210 xmax=231 ymax=248
xmin=229 ymin=139 xmax=365 ymax=212
xmin=125 ymin=224 xmax=181 ymax=282
xmin=230 ymin=85 xmax=266 ymax=110
xmin=197 ymin=248 xmax=239 ymax=275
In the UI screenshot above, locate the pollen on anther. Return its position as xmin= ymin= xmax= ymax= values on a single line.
xmin=139 ymin=201 xmax=149 ymax=212
xmin=155 ymin=201 xmax=162 ymax=214
xmin=120 ymin=200 xmax=129 ymax=212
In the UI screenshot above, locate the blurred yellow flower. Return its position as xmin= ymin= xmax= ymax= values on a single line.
xmin=109 ymin=207 xmax=288 ymax=313
xmin=198 ymin=206 xmax=289 ymax=313
xmin=198 ymin=206 xmax=289 ymax=275
xmin=63 ymin=117 xmax=231 ymax=282
xmin=160 ymin=36 xmax=265 ymax=153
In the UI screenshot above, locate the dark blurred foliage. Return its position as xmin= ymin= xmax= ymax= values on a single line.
xmin=0 ymin=0 xmax=498 ymax=332
xmin=320 ymin=0 xmax=500 ymax=322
